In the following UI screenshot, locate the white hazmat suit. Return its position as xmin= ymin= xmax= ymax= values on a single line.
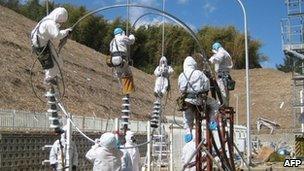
xmin=154 ymin=56 xmax=174 ymax=97
xmin=181 ymin=132 xmax=196 ymax=171
xmin=31 ymin=7 xmax=71 ymax=83
xmin=49 ymin=130 xmax=78 ymax=171
xmin=178 ymin=56 xmax=220 ymax=133
xmin=121 ymin=131 xmax=141 ymax=171
xmin=209 ymin=46 xmax=233 ymax=106
xmin=86 ymin=132 xmax=123 ymax=171
xmin=121 ymin=147 xmax=133 ymax=171
xmin=109 ymin=32 xmax=135 ymax=76
xmin=109 ymin=30 xmax=136 ymax=95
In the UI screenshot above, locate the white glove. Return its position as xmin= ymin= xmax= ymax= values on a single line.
xmin=94 ymin=138 xmax=100 ymax=144
xmin=61 ymin=28 xmax=73 ymax=37
xmin=65 ymin=27 xmax=73 ymax=32
xmin=129 ymin=34 xmax=135 ymax=40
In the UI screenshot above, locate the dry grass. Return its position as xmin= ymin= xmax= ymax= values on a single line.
xmin=0 ymin=6 xmax=294 ymax=128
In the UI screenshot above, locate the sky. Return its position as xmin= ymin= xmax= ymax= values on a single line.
xmin=53 ymin=0 xmax=287 ymax=68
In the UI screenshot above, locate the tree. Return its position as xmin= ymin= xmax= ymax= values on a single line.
xmin=2 ymin=2 xmax=268 ymax=74
xmin=0 ymin=0 xmax=20 ymax=11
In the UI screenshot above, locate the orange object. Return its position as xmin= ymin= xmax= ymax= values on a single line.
xmin=121 ymin=75 xmax=135 ymax=94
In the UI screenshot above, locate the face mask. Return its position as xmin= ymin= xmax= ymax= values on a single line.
xmin=212 ymin=49 xmax=218 ymax=54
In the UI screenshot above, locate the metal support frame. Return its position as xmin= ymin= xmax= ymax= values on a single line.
xmin=282 ymin=0 xmax=304 ymax=132
xmin=195 ymin=111 xmax=203 ymax=171
xmin=147 ymin=121 xmax=152 ymax=171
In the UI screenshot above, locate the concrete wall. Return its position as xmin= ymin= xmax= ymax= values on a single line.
xmin=0 ymin=131 xmax=147 ymax=171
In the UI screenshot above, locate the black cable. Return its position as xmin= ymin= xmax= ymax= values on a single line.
xmin=30 ymin=42 xmax=66 ymax=103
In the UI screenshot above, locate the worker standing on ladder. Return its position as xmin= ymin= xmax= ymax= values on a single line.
xmin=49 ymin=126 xmax=78 ymax=171
xmin=178 ymin=56 xmax=220 ymax=143
xmin=154 ymin=56 xmax=174 ymax=98
xmin=31 ymin=7 xmax=72 ymax=85
xmin=108 ymin=27 xmax=136 ymax=95
xmin=209 ymin=42 xmax=234 ymax=106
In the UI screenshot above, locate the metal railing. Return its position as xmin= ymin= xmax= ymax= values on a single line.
xmin=0 ymin=109 xmax=147 ymax=133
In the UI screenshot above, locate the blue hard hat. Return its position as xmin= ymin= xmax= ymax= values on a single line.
xmin=114 ymin=27 xmax=123 ymax=35
xmin=212 ymin=42 xmax=222 ymax=51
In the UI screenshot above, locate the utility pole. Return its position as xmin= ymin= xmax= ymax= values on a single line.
xmin=235 ymin=0 xmax=251 ymax=164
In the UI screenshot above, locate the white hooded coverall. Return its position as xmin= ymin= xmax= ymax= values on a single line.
xmin=86 ymin=132 xmax=123 ymax=171
xmin=109 ymin=33 xmax=135 ymax=77
xmin=154 ymin=56 xmax=174 ymax=97
xmin=209 ymin=47 xmax=233 ymax=106
xmin=178 ymin=56 xmax=220 ymax=132
xmin=121 ymin=147 xmax=133 ymax=171
xmin=181 ymin=132 xmax=196 ymax=171
xmin=121 ymin=131 xmax=141 ymax=171
xmin=109 ymin=32 xmax=136 ymax=94
xmin=49 ymin=133 xmax=78 ymax=171
xmin=31 ymin=7 xmax=71 ymax=82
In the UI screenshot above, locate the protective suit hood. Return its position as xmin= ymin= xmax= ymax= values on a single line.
xmin=60 ymin=125 xmax=68 ymax=142
xmin=183 ymin=56 xmax=197 ymax=71
xmin=160 ymin=56 xmax=168 ymax=66
xmin=99 ymin=132 xmax=117 ymax=149
xmin=45 ymin=7 xmax=68 ymax=23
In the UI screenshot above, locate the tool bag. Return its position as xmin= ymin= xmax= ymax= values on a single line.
xmin=218 ymin=72 xmax=236 ymax=91
xmin=176 ymin=92 xmax=188 ymax=111
xmin=226 ymin=76 xmax=236 ymax=90
xmin=33 ymin=43 xmax=54 ymax=70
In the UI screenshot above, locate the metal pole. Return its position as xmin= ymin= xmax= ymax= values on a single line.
xmin=66 ymin=117 xmax=72 ymax=171
xmin=158 ymin=102 xmax=163 ymax=171
xmin=235 ymin=94 xmax=239 ymax=125
xmin=195 ymin=111 xmax=203 ymax=171
xmin=170 ymin=124 xmax=174 ymax=171
xmin=161 ymin=0 xmax=165 ymax=57
xmin=46 ymin=0 xmax=49 ymax=15
xmin=147 ymin=121 xmax=151 ymax=171
xmin=235 ymin=0 xmax=251 ymax=164
xmin=126 ymin=0 xmax=130 ymax=35
xmin=115 ymin=118 xmax=119 ymax=133
xmin=300 ymin=90 xmax=304 ymax=132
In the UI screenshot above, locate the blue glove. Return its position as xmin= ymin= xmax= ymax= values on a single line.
xmin=184 ymin=134 xmax=193 ymax=143
xmin=209 ymin=120 xmax=218 ymax=130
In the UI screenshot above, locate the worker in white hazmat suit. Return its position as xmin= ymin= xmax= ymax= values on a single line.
xmin=182 ymin=132 xmax=207 ymax=171
xmin=86 ymin=132 xmax=123 ymax=171
xmin=154 ymin=56 xmax=174 ymax=98
xmin=121 ymin=147 xmax=133 ymax=171
xmin=109 ymin=27 xmax=136 ymax=95
xmin=31 ymin=7 xmax=72 ymax=85
xmin=49 ymin=126 xmax=78 ymax=171
xmin=182 ymin=131 xmax=197 ymax=171
xmin=178 ymin=56 xmax=220 ymax=143
xmin=121 ymin=131 xmax=141 ymax=171
xmin=209 ymin=42 xmax=233 ymax=106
